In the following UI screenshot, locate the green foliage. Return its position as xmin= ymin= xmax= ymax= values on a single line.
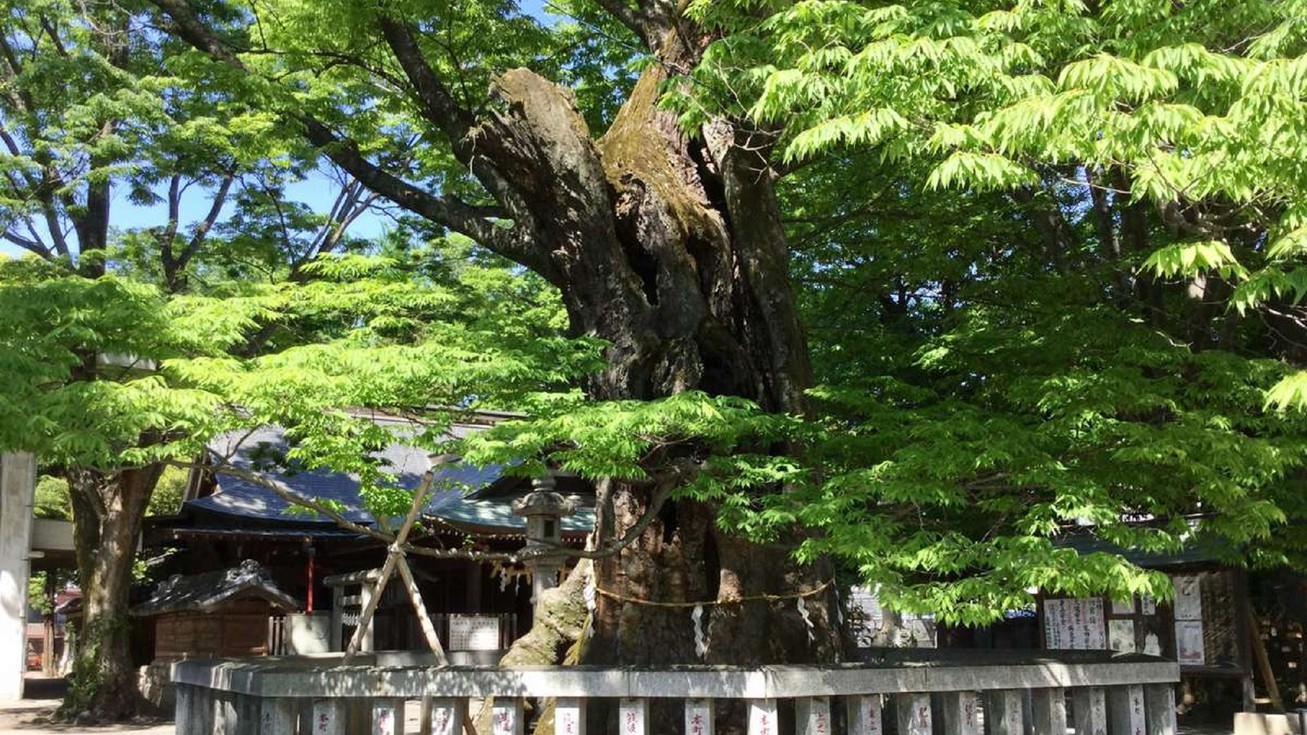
xmin=642 ymin=0 xmax=1307 ymax=618
xmin=146 ymin=465 xmax=189 ymax=516
xmin=34 ymin=475 xmax=70 ymax=519
xmin=7 ymin=0 xmax=1306 ymax=635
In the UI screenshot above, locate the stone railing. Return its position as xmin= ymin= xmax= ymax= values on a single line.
xmin=171 ymin=650 xmax=1179 ymax=735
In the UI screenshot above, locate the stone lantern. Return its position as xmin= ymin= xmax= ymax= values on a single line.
xmin=511 ymin=474 xmax=576 ymax=603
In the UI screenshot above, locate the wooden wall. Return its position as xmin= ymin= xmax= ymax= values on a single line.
xmin=152 ymin=600 xmax=272 ymax=660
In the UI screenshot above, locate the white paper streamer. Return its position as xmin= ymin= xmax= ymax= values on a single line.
xmin=797 ymin=597 xmax=815 ymax=642
xmin=692 ymin=604 xmax=708 ymax=658
xmin=582 ymin=571 xmax=597 ymax=640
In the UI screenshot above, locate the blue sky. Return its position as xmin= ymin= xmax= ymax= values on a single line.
xmin=1 ymin=0 xmax=564 ymax=262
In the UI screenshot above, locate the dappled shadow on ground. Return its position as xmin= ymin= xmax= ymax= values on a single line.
xmin=2 ymin=678 xmax=173 ymax=734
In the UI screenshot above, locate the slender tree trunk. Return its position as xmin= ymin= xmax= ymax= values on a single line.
xmin=61 ymin=465 xmax=160 ymax=721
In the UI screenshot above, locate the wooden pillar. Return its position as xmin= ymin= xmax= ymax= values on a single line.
xmin=1073 ymin=687 xmax=1108 ymax=735
xmin=941 ymin=692 xmax=980 ymax=735
xmin=491 ymin=698 xmax=524 ymax=735
xmin=1144 ymin=685 xmax=1177 ymax=735
xmin=359 ymin=582 xmax=376 ymax=652
xmin=797 ymin=696 xmax=832 ymax=735
xmin=329 ymin=587 xmax=344 ymax=651
xmin=556 ymin=697 xmax=586 ymax=735
xmin=749 ymin=699 xmax=779 ymax=735
xmin=1030 ymin=689 xmax=1067 ymax=735
xmin=1107 ymin=686 xmax=1146 ymax=735
xmin=618 ymin=698 xmax=648 ymax=735
xmin=685 ymin=698 xmax=714 ymax=735
xmin=986 ymin=689 xmax=1024 ymax=735
xmin=312 ymin=698 xmax=347 ymax=735
xmin=847 ymin=695 xmax=884 ymax=735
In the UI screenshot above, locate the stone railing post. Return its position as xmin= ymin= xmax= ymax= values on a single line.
xmin=618 ymin=697 xmax=649 ymax=735
xmin=491 ymin=698 xmax=524 ymax=735
xmin=685 ymin=698 xmax=714 ymax=735
xmin=797 ymin=696 xmax=832 ymax=735
xmin=311 ymin=698 xmax=346 ymax=735
xmin=260 ymin=697 xmax=297 ymax=733
xmin=425 ymin=697 xmax=465 ymax=735
xmin=896 ymin=692 xmax=932 ymax=735
xmin=1144 ymin=685 xmax=1177 ymax=735
xmin=1031 ymin=688 xmax=1068 ymax=735
xmin=986 ymin=689 xmax=1024 ymax=735
xmin=847 ymin=695 xmax=883 ymax=735
xmin=1108 ymin=685 xmax=1146 ymax=735
xmin=1074 ymin=687 xmax=1109 ymax=735
xmin=941 ymin=691 xmax=980 ymax=735
xmin=372 ymin=697 xmax=405 ymax=735
xmin=556 ymin=697 xmax=586 ymax=735
xmin=748 ymin=698 xmax=779 ymax=735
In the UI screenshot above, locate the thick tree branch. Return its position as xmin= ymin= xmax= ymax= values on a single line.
xmin=2 ymin=230 xmax=52 ymax=258
xmin=149 ymin=0 xmax=547 ymax=274
xmin=299 ymin=118 xmax=541 ymax=267
xmin=374 ymin=17 xmax=474 ymax=145
xmin=591 ymin=0 xmax=649 ymax=41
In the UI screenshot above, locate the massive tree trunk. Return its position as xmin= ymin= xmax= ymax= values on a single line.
xmin=470 ymin=35 xmax=837 ymax=666
xmin=60 ymin=465 xmax=160 ymax=721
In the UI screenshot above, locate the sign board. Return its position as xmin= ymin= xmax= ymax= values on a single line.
xmin=1175 ymin=620 xmax=1206 ymax=665
xmin=448 ymin=615 xmax=501 ymax=651
xmin=1043 ymin=597 xmax=1107 ymax=650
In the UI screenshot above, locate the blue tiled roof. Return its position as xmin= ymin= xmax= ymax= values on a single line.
xmin=188 ymin=424 xmax=596 ymax=535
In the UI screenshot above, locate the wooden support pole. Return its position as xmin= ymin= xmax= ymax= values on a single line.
xmin=397 ymin=555 xmax=447 ymax=665
xmin=1246 ymin=602 xmax=1285 ymax=711
xmin=346 ymin=472 xmax=437 ymax=658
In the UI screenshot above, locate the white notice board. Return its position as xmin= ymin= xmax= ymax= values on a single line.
xmin=448 ymin=615 xmax=501 ymax=651
xmin=1043 ymin=597 xmax=1107 ymax=650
